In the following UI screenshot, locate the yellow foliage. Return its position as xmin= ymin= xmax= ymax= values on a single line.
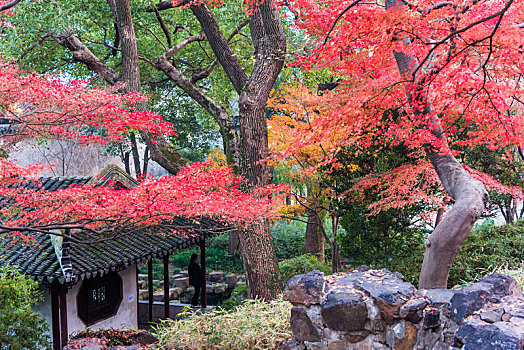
xmin=206 ymin=148 xmax=227 ymax=167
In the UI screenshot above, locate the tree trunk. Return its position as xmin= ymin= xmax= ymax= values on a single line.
xmin=237 ymin=87 xmax=282 ymax=299
xmin=238 ymin=222 xmax=281 ymax=300
xmin=228 ymin=2 xmax=287 ymax=299
xmin=129 ymin=133 xmax=142 ymax=178
xmin=386 ymin=0 xmax=489 ymax=289
xmin=419 ymin=152 xmax=487 ymax=288
xmin=305 ymin=211 xmax=324 ymax=261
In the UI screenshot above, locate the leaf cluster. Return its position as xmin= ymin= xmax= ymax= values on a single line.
xmin=0 ymin=265 xmax=50 ymax=350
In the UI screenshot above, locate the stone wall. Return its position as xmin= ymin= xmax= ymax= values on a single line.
xmin=282 ymin=268 xmax=524 ymax=350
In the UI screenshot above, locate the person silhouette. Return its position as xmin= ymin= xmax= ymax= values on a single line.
xmin=188 ymin=253 xmax=202 ymax=306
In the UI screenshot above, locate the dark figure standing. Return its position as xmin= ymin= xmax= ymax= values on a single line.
xmin=188 ymin=253 xmax=202 ymax=306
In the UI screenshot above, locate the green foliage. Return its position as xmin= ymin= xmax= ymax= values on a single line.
xmin=448 ymin=220 xmax=524 ymax=287
xmin=218 ymin=283 xmax=247 ymax=311
xmin=0 ymin=265 xmax=50 ymax=350
xmin=278 ymin=254 xmax=332 ymax=287
xmin=169 ymin=235 xmax=243 ymax=274
xmin=338 ymin=206 xmax=426 ymax=286
xmin=271 ymin=220 xmax=308 ymax=260
xmin=154 ymin=298 xmax=292 ymax=350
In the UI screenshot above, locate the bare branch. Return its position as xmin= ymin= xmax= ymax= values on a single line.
xmin=154 ymin=8 xmax=172 ymax=47
xmin=324 ymin=0 xmax=363 ymax=44
xmin=52 ymin=33 xmax=121 ymax=85
xmin=0 ymin=0 xmax=21 ymax=12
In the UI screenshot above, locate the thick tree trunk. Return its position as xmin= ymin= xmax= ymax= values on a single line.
xmin=386 ymin=0 xmax=489 ymax=289
xmin=238 ymin=92 xmax=282 ymax=299
xmin=238 ymin=222 xmax=281 ymax=299
xmin=222 ymin=2 xmax=286 ymax=298
xmin=419 ymin=152 xmax=487 ymax=288
xmin=305 ymin=211 xmax=324 ymax=261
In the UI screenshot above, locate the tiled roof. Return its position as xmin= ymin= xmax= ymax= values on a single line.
xmin=0 ymin=166 xmax=229 ymax=285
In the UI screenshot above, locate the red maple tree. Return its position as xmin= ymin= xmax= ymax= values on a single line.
xmin=0 ymin=54 xmax=285 ymax=245
xmin=286 ymin=0 xmax=524 ymax=287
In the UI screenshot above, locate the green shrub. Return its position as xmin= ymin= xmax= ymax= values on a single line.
xmin=271 ymin=221 xmax=307 ymax=260
xmin=0 ymin=265 xmax=50 ymax=350
xmin=218 ymin=283 xmax=248 ymax=311
xmin=170 ymin=235 xmax=243 ymax=273
xmin=154 ymin=298 xmax=292 ymax=350
xmin=279 ymin=253 xmax=332 ymax=287
xmin=360 ymin=220 xmax=524 ymax=288
xmin=448 ymin=220 xmax=524 ymax=287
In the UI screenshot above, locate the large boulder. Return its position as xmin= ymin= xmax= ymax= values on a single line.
xmin=454 ymin=319 xmax=524 ymax=350
xmin=290 ymin=307 xmax=322 ymax=342
xmin=174 ymin=277 xmax=189 ymax=289
xmin=321 ymin=289 xmax=368 ymax=331
xmin=283 ymin=271 xmax=325 ymax=306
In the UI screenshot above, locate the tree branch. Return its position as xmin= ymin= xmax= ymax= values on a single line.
xmin=0 ymin=0 xmax=21 ymax=12
xmin=189 ymin=3 xmax=248 ymax=94
xmin=52 ymin=33 xmax=121 ymax=85
xmin=154 ymin=8 xmax=172 ymax=47
xmin=324 ymin=0 xmax=363 ymax=44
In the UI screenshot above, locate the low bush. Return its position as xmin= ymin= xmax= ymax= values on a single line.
xmin=279 ymin=253 xmax=332 ymax=287
xmin=271 ymin=220 xmax=307 ymax=260
xmin=0 ymin=265 xmax=50 ymax=350
xmin=448 ymin=220 xmax=524 ymax=287
xmin=367 ymin=220 xmax=524 ymax=288
xmin=218 ymin=283 xmax=248 ymax=311
xmin=154 ymin=298 xmax=292 ymax=350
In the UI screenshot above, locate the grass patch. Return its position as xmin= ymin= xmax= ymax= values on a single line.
xmin=153 ymin=298 xmax=292 ymax=350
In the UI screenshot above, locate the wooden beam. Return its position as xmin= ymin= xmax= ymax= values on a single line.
xmin=51 ymin=285 xmax=60 ymax=350
xmin=59 ymin=285 xmax=68 ymax=347
xmin=148 ymin=259 xmax=153 ymax=323
xmin=163 ymin=255 xmax=170 ymax=318
xmin=199 ymin=238 xmax=207 ymax=309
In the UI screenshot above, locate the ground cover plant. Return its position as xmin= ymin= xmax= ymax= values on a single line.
xmin=154 ymin=298 xmax=292 ymax=349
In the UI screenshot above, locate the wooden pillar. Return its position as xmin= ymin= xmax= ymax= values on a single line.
xmin=51 ymin=286 xmax=60 ymax=350
xmin=199 ymin=238 xmax=207 ymax=309
xmin=148 ymin=259 xmax=153 ymax=323
xmin=163 ymin=255 xmax=170 ymax=319
xmin=51 ymin=283 xmax=68 ymax=350
xmin=136 ymin=265 xmax=140 ymax=324
xmin=59 ymin=285 xmax=68 ymax=347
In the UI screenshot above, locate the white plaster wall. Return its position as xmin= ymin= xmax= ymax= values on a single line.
xmin=67 ymin=267 xmax=138 ymax=336
xmin=32 ymin=285 xmax=53 ymax=342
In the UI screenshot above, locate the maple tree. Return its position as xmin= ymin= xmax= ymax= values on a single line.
xmin=0 ymin=60 xmax=285 ymax=238
xmin=269 ymin=82 xmax=344 ymax=270
xmin=1 ymin=0 xmax=289 ymax=299
xmin=282 ymin=0 xmax=524 ymax=288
